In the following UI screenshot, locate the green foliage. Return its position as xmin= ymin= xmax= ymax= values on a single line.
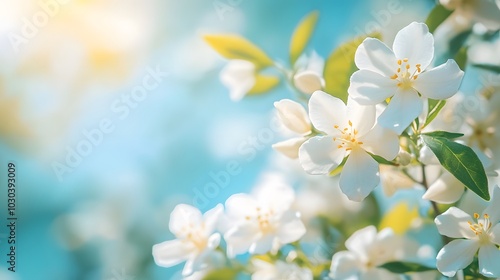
xmin=425 ymin=4 xmax=453 ymax=33
xmin=422 ymin=131 xmax=464 ymax=139
xmin=421 ymin=135 xmax=489 ymax=201
xmin=203 ymin=34 xmax=273 ymax=68
xmin=423 ymin=99 xmax=446 ymax=128
xmin=248 ymin=74 xmax=281 ymax=95
xmin=289 ymin=11 xmax=319 ymax=65
xmin=323 ymin=33 xmax=381 ymax=103
xmin=380 ymin=261 xmax=435 ymax=274
xmin=473 ymin=64 xmax=500 ymax=73
xmin=203 ymin=268 xmax=240 ymax=280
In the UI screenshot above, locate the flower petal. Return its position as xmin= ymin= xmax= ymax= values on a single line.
xmin=299 ymin=136 xmax=345 ymax=175
xmin=434 ymin=207 xmax=477 ymax=239
xmin=345 ymin=225 xmax=377 ymax=256
xmin=274 ymin=99 xmax=312 ymax=134
xmin=436 ymin=239 xmax=479 ymax=277
xmin=329 ymin=251 xmax=361 ymax=280
xmin=203 ymin=204 xmax=224 ymax=235
xmin=393 ymin=22 xmax=434 ymax=70
xmin=346 ymin=98 xmax=376 ymax=136
xmin=378 ymin=90 xmax=423 ymax=135
xmin=276 ymin=211 xmax=306 ymax=244
xmin=249 ymin=233 xmax=275 ymax=255
xmin=413 ymin=60 xmax=464 ymax=100
xmin=355 ymin=38 xmax=397 ymax=76
xmin=224 ymin=223 xmax=259 ymax=257
xmin=490 ymin=223 xmax=500 ymax=245
xmin=340 ymin=149 xmax=380 ymax=202
xmin=478 ymin=244 xmax=500 ymax=278
xmin=220 ymin=59 xmax=256 ymax=101
xmin=272 ymin=137 xmax=307 ymax=159
xmin=225 ymin=194 xmax=259 ymax=219
xmin=349 ymin=70 xmax=398 ymax=105
xmin=482 ymin=185 xmax=500 ymax=225
xmin=422 ymin=172 xmax=465 ymax=204
xmin=152 ymin=239 xmax=192 ymax=267
xmin=360 ymin=124 xmax=399 ymax=160
xmin=308 ymin=91 xmax=347 ymax=135
xmin=169 ymin=204 xmax=203 ymax=237
xmin=294 ymin=70 xmax=324 ymax=94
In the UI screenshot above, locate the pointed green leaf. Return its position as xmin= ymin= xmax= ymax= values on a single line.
xmin=421 ymin=135 xmax=489 ymax=201
xmin=423 ymin=99 xmax=446 ymax=128
xmin=380 ymin=261 xmax=435 ymax=274
xmin=203 ymin=34 xmax=273 ymax=68
xmin=289 ymin=11 xmax=319 ymax=65
xmin=422 ymin=131 xmax=464 ymax=139
xmin=425 ymin=4 xmax=453 ymax=33
xmin=323 ymin=33 xmax=381 ymax=103
xmin=473 ymin=64 xmax=500 ymax=74
xmin=247 ymin=74 xmax=281 ymax=96
xmin=368 ymin=152 xmax=398 ymax=166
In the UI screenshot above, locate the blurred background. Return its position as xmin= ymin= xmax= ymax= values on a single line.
xmin=0 ymin=0 xmax=446 ymax=279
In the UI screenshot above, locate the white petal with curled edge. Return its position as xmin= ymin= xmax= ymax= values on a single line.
xmin=276 ymin=211 xmax=306 ymax=244
xmin=274 ymin=99 xmax=312 ymax=134
xmin=360 ymin=124 xmax=399 ymax=161
xmin=434 ymin=207 xmax=477 ymax=239
xmin=152 ymin=239 xmax=192 ymax=267
xmin=355 ymin=38 xmax=397 ymax=76
xmin=414 ymin=60 xmax=464 ymax=100
xmin=294 ymin=70 xmax=324 ymax=94
xmin=422 ymin=172 xmax=465 ymax=204
xmin=169 ymin=204 xmax=203 ymax=237
xmin=224 ymin=223 xmax=259 ymax=258
xmin=377 ymin=90 xmax=423 ymax=135
xmin=436 ymin=239 xmax=479 ymax=277
xmin=340 ymin=149 xmax=380 ymax=202
xmin=346 ymin=98 xmax=376 ymax=137
xmin=330 ymin=251 xmax=361 ymax=280
xmin=299 ymin=136 xmax=345 ymax=175
xmin=272 ymin=137 xmax=307 ymax=159
xmin=349 ymin=69 xmax=398 ymax=105
xmin=482 ymin=185 xmax=500 ymax=225
xmin=393 ymin=22 xmax=434 ymax=70
xmin=478 ymin=244 xmax=500 ymax=278
xmin=345 ymin=225 xmax=377 ymax=256
xmin=203 ymin=204 xmax=224 ymax=235
xmin=308 ymin=91 xmax=347 ymax=135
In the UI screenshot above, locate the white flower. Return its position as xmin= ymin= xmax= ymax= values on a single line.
xmin=152 ymin=204 xmax=223 ymax=276
xmin=251 ymin=259 xmax=313 ymax=280
xmin=299 ymin=91 xmax=399 ymax=201
xmin=272 ymin=99 xmax=312 ymax=159
xmin=293 ymin=51 xmax=325 ymax=95
xmin=223 ymin=184 xmax=306 ymax=257
xmin=440 ymin=0 xmax=500 ymax=31
xmin=422 ymin=171 xmax=465 ymax=204
xmin=379 ymin=165 xmax=416 ymax=197
xmin=435 ymin=185 xmax=500 ymax=278
xmin=220 ymin=59 xmax=256 ymax=101
xmin=349 ymin=22 xmax=464 ymax=134
xmin=329 ymin=226 xmax=406 ymax=280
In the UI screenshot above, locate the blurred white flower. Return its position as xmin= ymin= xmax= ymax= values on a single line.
xmin=440 ymin=0 xmax=500 ymax=31
xmin=293 ymin=51 xmax=325 ymax=95
xmin=251 ymin=259 xmax=313 ymax=280
xmin=223 ymin=184 xmax=306 ymax=257
xmin=435 ymin=185 xmax=500 ymax=277
xmin=152 ymin=204 xmax=223 ymax=277
xmin=272 ymin=99 xmax=312 ymax=159
xmin=468 ymin=39 xmax=500 ymax=66
xmin=379 ymin=165 xmax=416 ymax=197
xmin=349 ymin=22 xmax=464 ymax=134
xmin=299 ymin=91 xmax=399 ymax=201
xmin=329 ymin=226 xmax=407 ymax=280
xmin=423 ymin=171 xmax=465 ymax=204
xmin=220 ymin=59 xmax=256 ymax=101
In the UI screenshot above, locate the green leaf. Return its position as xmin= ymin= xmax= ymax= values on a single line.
xmin=422 ymin=131 xmax=464 ymax=139
xmin=425 ymin=4 xmax=453 ymax=33
xmin=423 ymin=99 xmax=446 ymax=128
xmin=323 ymin=33 xmax=381 ymax=103
xmin=203 ymin=268 xmax=240 ymax=280
xmin=473 ymin=64 xmax=500 ymax=74
xmin=329 ymin=156 xmax=348 ymax=176
xmin=421 ymin=135 xmax=489 ymax=201
xmin=380 ymin=261 xmax=435 ymax=274
xmin=454 ymin=47 xmax=468 ymax=70
xmin=289 ymin=11 xmax=319 ymax=65
xmin=203 ymin=34 xmax=273 ymax=68
xmin=368 ymin=152 xmax=398 ymax=166
xmin=247 ymin=74 xmax=281 ymax=95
